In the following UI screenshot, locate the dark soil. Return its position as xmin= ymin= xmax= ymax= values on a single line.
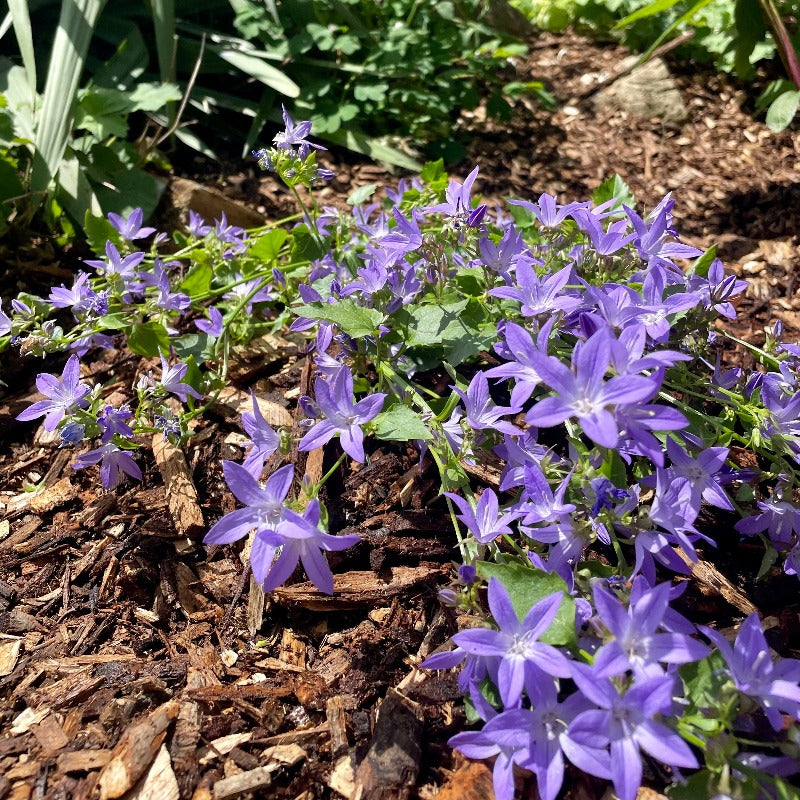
xmin=0 ymin=31 xmax=799 ymax=800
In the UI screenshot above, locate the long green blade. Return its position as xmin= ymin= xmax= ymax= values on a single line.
xmin=7 ymin=0 xmax=36 ymax=100
xmin=31 ymin=0 xmax=108 ymax=196
xmin=149 ymin=0 xmax=176 ymax=82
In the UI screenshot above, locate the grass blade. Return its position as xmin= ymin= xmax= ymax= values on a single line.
xmin=7 ymin=0 xmax=36 ymax=100
xmin=31 ymin=0 xmax=108 ymax=196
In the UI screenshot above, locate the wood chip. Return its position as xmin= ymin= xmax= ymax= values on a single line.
xmin=271 ymin=565 xmax=447 ymax=610
xmin=127 ymin=744 xmax=180 ymax=800
xmin=10 ymin=706 xmax=50 ymax=735
xmin=676 ymin=548 xmax=757 ymax=615
xmin=152 ymin=435 xmax=205 ymax=539
xmin=98 ymin=700 xmax=179 ymax=800
xmin=0 ymin=637 xmax=22 ymax=676
xmin=434 ymin=759 xmax=494 ymax=800
xmin=57 ymin=749 xmax=113 ymax=773
xmin=212 ymin=767 xmax=272 ymax=800
xmin=325 ymin=696 xmax=349 ymax=757
xmin=31 ymin=714 xmax=70 ymax=754
xmin=215 ymin=387 xmax=293 ymax=427
xmin=354 ymin=690 xmax=424 ymax=800
xmin=198 ymin=733 xmax=253 ymax=765
xmin=3 ymin=477 xmax=78 ymax=516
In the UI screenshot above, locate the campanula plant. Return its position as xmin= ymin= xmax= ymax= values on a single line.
xmin=7 ymin=108 xmax=800 ymax=798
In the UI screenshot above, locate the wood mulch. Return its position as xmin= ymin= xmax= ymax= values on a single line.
xmin=0 ymin=29 xmax=799 ymax=800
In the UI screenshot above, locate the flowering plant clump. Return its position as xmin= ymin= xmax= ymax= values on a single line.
xmin=7 ymin=110 xmax=800 ymax=798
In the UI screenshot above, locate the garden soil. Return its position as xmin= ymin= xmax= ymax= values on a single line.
xmin=0 ymin=31 xmax=798 ymax=800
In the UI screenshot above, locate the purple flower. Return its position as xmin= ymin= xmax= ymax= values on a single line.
xmin=97 ymin=404 xmax=134 ymax=443
xmin=84 ymin=241 xmax=145 ymax=284
xmin=73 ymin=443 xmax=142 ymax=489
xmin=489 ymin=263 xmax=580 ymax=318
xmin=108 ymin=208 xmax=156 ymax=241
xmin=477 ymin=225 xmax=532 ymax=283
xmin=484 ymin=320 xmax=551 ymax=407
xmin=273 ymin=105 xmax=326 ymax=158
xmin=0 ymin=301 xmax=11 ymax=336
xmin=445 ymin=488 xmax=521 ymax=545
xmin=16 ymin=354 xmax=91 ymax=431
xmin=241 ymin=390 xmax=281 ymax=478
xmin=205 ymin=462 xmax=295 ymax=545
xmin=664 ymin=439 xmax=733 ymax=511
xmin=48 ymin=271 xmax=97 ymax=314
xmin=591 ymin=581 xmax=709 ymax=678
xmin=451 ymin=578 xmax=572 ymax=708
xmin=572 ymin=208 xmax=636 ymax=256
xmin=525 ymin=326 xmax=657 ymax=448
xmin=156 ymin=266 xmax=191 ymax=313
xmin=447 ymin=710 xmax=530 ymax=800
xmin=425 ymin=165 xmax=487 ymax=229
xmin=380 ymin=209 xmax=423 ymax=254
xmin=298 ymin=368 xmax=386 ymax=462
xmin=158 ymin=354 xmax=203 ymax=402
xmin=195 ymin=306 xmax=224 ymax=337
xmin=567 ymin=668 xmax=698 ymax=800
xmin=452 ymin=371 xmax=522 ymax=436
xmin=519 ymin=460 xmax=575 ymax=525
xmin=252 ymin=498 xmax=360 ymax=595
xmin=187 ymin=210 xmax=211 ymax=238
xmin=509 ymin=194 xmax=585 ymax=229
xmin=204 ymin=462 xmax=358 ymax=594
xmin=700 ymin=614 xmax=800 ymax=730
xmin=736 ymin=494 xmax=800 ymax=548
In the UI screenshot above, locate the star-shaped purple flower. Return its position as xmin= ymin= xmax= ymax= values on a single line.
xmin=298 ymin=368 xmax=386 ymax=462
xmin=16 ymin=354 xmax=91 ymax=431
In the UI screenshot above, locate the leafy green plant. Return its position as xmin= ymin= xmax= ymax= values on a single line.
xmin=227 ymin=0 xmax=548 ymax=163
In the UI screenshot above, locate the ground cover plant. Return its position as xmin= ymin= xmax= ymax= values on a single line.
xmin=6 ymin=110 xmax=800 ymax=799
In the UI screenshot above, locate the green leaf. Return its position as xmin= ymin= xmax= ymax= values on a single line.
xmin=395 ymin=299 xmax=471 ymax=347
xmin=7 ymin=0 xmax=36 ymax=101
xmin=614 ymin=0 xmax=683 ymax=29
xmin=317 ymin=127 xmax=421 ymax=171
xmin=83 ymin=212 xmax=121 ymax=254
xmin=216 ymin=48 xmax=300 ymax=97
xmin=293 ymin=300 xmax=382 ymax=338
xmin=347 ymin=183 xmax=377 ymax=206
xmin=249 ymin=229 xmax=289 ymax=261
xmin=128 ymin=321 xmax=170 ymax=357
xmin=690 ymin=245 xmax=717 ymax=279
xmin=373 ymin=404 xmax=432 ymax=442
xmin=592 ymin=174 xmax=635 ymax=211
xmin=476 ymin=561 xmax=577 ymax=646
xmin=128 ymin=82 xmax=182 ymax=112
xmin=149 ymin=0 xmax=175 ymax=84
xmin=180 ymin=262 xmax=213 ymax=299
xmin=420 ymin=158 xmax=446 ymax=184
xmin=766 ymin=89 xmax=800 ymax=132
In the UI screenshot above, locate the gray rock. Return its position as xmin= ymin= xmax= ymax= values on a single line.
xmin=594 ymin=56 xmax=688 ymax=124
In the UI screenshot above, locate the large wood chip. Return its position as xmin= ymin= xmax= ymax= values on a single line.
xmin=2 ymin=477 xmax=78 ymax=516
xmin=676 ymin=548 xmax=757 ymax=615
xmin=152 ymin=436 xmax=204 ymax=538
xmin=97 ymin=700 xmax=179 ymax=800
xmin=214 ymin=387 xmax=293 ymax=428
xmin=170 ymin=701 xmax=201 ymax=796
xmin=325 ymin=696 xmax=349 ymax=757
xmin=31 ymin=713 xmax=70 ymax=754
xmin=57 ymin=749 xmax=112 ymax=773
xmin=0 ymin=637 xmax=22 ymax=676
xmin=27 ymin=669 xmax=103 ymax=710
xmin=271 ymin=565 xmax=447 ymax=610
xmin=126 ymin=744 xmax=180 ymax=800
xmin=212 ymin=767 xmax=272 ymax=800
xmin=354 ymin=690 xmax=424 ymax=800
